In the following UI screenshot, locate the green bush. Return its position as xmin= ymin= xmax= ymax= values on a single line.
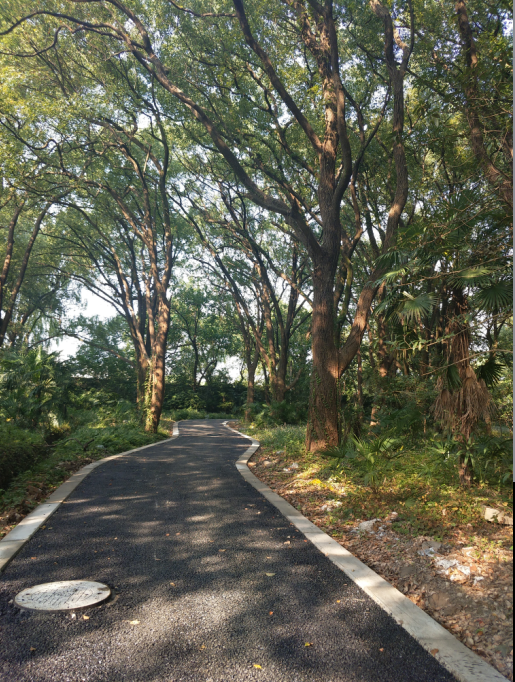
xmin=0 ymin=348 xmax=72 ymax=433
xmin=0 ymin=423 xmax=48 ymax=491
xmin=168 ymin=407 xmax=206 ymax=421
xmin=250 ymin=401 xmax=307 ymax=427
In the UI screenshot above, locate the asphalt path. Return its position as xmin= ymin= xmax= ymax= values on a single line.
xmin=0 ymin=420 xmax=457 ymax=682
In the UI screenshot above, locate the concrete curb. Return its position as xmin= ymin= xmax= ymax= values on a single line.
xmin=0 ymin=423 xmax=180 ymax=575
xmin=225 ymin=422 xmax=508 ymax=682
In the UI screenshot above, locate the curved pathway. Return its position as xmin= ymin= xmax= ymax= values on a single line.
xmin=0 ymin=420 xmax=456 ymax=682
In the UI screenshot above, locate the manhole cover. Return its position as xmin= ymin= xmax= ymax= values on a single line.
xmin=15 ymin=580 xmax=111 ymax=612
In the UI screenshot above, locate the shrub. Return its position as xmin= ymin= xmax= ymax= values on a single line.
xmin=0 ymin=423 xmax=48 ymax=491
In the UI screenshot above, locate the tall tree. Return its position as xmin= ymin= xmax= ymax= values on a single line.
xmin=0 ymin=0 xmax=416 ymax=451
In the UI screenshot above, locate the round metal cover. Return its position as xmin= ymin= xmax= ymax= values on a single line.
xmin=15 ymin=580 xmax=111 ymax=612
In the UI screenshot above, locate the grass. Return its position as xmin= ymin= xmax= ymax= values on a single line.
xmin=242 ymin=422 xmax=514 ymax=544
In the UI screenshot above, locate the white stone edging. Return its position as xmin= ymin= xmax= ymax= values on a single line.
xmin=224 ymin=422 xmax=508 ymax=682
xmin=0 ymin=423 xmax=180 ymax=574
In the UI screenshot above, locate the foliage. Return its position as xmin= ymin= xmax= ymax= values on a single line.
xmin=0 ymin=421 xmax=48 ymax=491
xmin=0 ymin=348 xmax=71 ymax=432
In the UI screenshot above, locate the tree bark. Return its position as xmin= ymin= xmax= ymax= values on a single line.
xmin=307 ymin=259 xmax=340 ymax=451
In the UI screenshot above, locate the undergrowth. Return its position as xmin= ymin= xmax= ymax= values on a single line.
xmin=242 ymin=422 xmax=513 ymax=542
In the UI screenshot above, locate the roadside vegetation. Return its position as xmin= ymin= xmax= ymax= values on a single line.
xmin=0 ymin=349 xmax=169 ymax=534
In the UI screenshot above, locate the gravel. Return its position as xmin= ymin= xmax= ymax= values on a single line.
xmin=0 ymin=420 xmax=457 ymax=682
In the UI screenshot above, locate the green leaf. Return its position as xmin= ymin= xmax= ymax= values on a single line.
xmin=448 ymin=267 xmax=494 ymax=288
xmin=475 ymin=280 xmax=513 ymax=312
xmin=447 ymin=364 xmax=462 ymax=391
xmin=476 ymin=357 xmax=506 ymax=386
xmin=395 ymin=293 xmax=438 ymax=324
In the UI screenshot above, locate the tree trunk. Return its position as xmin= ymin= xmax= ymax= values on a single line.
xmin=306 ymin=264 xmax=340 ymax=452
xmin=357 ymin=348 xmax=364 ymax=407
xmin=245 ymin=348 xmax=260 ymax=422
xmin=459 ymin=454 xmax=473 ymax=488
xmin=136 ymin=356 xmax=148 ymax=408
xmin=145 ymin=305 xmax=171 ymax=434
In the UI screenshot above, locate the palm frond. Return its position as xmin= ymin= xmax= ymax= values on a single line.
xmin=476 ymin=357 xmax=506 ymax=386
xmin=395 ymin=292 xmax=438 ymax=324
xmin=448 ymin=266 xmax=494 ymax=288
xmin=475 ymin=280 xmax=513 ymax=312
xmin=447 ymin=364 xmax=462 ymax=391
xmin=375 ymin=250 xmax=410 ymax=269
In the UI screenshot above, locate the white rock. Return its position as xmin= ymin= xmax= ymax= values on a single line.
xmin=275 ymin=450 xmax=285 ymax=455
xmin=434 ymin=557 xmax=471 ymax=579
xmin=483 ymin=506 xmax=514 ymax=525
xmin=358 ymin=519 xmax=381 ymax=533
xmin=418 ymin=548 xmax=436 ymax=557
xmin=290 ymin=462 xmax=300 ymax=470
xmin=434 ymin=558 xmax=457 ymax=571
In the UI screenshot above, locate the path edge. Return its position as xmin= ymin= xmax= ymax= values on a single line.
xmin=0 ymin=423 xmax=181 ymax=575
xmin=225 ymin=422 xmax=508 ymax=682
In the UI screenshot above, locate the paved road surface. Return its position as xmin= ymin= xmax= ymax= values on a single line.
xmin=0 ymin=420 xmax=456 ymax=681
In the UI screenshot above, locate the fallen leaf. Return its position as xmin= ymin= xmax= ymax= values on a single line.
xmin=219 ymin=549 xmax=226 ymax=553
xmin=305 ymin=642 xmax=313 ymax=647
xmin=431 ymin=649 xmax=439 ymax=656
xmin=269 ymin=611 xmax=274 ymax=615
xmin=129 ymin=620 xmax=140 ymax=625
xmin=166 ymin=534 xmax=170 ymax=537
xmin=265 ymin=573 xmax=276 ymax=577
xmin=176 ymin=533 xmax=181 ymax=536
xmin=337 ymin=600 xmax=341 ymax=604
xmin=170 ymin=582 xmax=176 ymax=586
xmin=83 ymin=615 xmax=90 ymax=620
xmin=253 ymin=664 xmax=262 ymax=669
xmin=30 ymin=647 xmax=36 ymax=652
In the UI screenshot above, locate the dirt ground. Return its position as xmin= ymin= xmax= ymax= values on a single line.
xmin=248 ymin=451 xmax=514 ymax=681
